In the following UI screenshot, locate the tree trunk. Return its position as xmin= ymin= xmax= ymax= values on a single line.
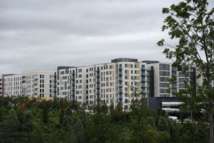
xmin=209 ymin=112 xmax=214 ymax=143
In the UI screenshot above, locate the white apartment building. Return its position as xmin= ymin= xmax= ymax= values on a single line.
xmin=75 ymin=67 xmax=87 ymax=104
xmin=97 ymin=63 xmax=116 ymax=107
xmin=140 ymin=62 xmax=151 ymax=98
xmin=75 ymin=64 xmax=116 ymax=107
xmin=1 ymin=58 xmax=196 ymax=111
xmin=4 ymin=74 xmax=23 ymax=97
xmin=0 ymin=76 xmax=3 ymax=96
xmin=57 ymin=64 xmax=116 ymax=107
xmin=57 ymin=58 xmax=150 ymax=111
xmin=111 ymin=58 xmax=142 ymax=111
xmin=3 ymin=72 xmax=56 ymax=98
xmin=57 ymin=66 xmax=76 ymax=100
xmin=147 ymin=62 xmax=193 ymax=97
xmin=22 ymin=71 xmax=56 ymax=98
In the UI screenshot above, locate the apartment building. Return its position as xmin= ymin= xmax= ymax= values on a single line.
xmin=140 ymin=62 xmax=152 ymax=98
xmin=3 ymin=72 xmax=56 ymax=98
xmin=96 ymin=63 xmax=116 ymax=107
xmin=80 ymin=66 xmax=97 ymax=106
xmin=57 ymin=64 xmax=117 ymax=107
xmin=57 ymin=58 xmax=151 ymax=110
xmin=57 ymin=66 xmax=77 ymax=100
xmin=4 ymin=74 xmax=23 ymax=97
xmin=22 ymin=72 xmax=56 ymax=98
xmin=146 ymin=62 xmax=194 ymax=97
xmin=110 ymin=58 xmax=141 ymax=110
xmin=0 ymin=75 xmax=3 ymax=96
xmin=1 ymin=58 xmax=196 ymax=110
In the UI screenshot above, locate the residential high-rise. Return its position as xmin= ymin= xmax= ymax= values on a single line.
xmin=4 ymin=74 xmax=23 ymax=97
xmin=0 ymin=75 xmax=3 ymax=96
xmin=57 ymin=66 xmax=76 ymax=100
xmin=22 ymin=71 xmax=56 ymax=98
xmin=1 ymin=58 xmax=196 ymax=111
xmin=111 ymin=58 xmax=142 ymax=110
xmin=146 ymin=62 xmax=193 ymax=97
xmin=3 ymin=72 xmax=56 ymax=98
xmin=57 ymin=58 xmax=151 ymax=111
xmin=96 ymin=63 xmax=116 ymax=108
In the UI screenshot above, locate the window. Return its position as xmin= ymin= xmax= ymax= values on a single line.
xmin=78 ymin=96 xmax=82 ymax=99
xmin=160 ymin=64 xmax=170 ymax=70
xmin=160 ymin=77 xmax=169 ymax=82
xmin=40 ymin=84 xmax=44 ymax=88
xmin=78 ymin=69 xmax=82 ymax=72
xmin=160 ymin=71 xmax=170 ymax=76
xmin=160 ymin=88 xmax=169 ymax=93
xmin=160 ymin=83 xmax=169 ymax=87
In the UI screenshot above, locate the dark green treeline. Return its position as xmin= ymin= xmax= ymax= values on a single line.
xmin=0 ymin=97 xmax=208 ymax=143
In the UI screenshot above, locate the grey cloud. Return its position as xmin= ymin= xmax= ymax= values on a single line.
xmin=0 ymin=0 xmax=177 ymax=73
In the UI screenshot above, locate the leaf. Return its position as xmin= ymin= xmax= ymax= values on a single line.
xmin=157 ymin=39 xmax=165 ymax=46
xmin=162 ymin=8 xmax=169 ymax=14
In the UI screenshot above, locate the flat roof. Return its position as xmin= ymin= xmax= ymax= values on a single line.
xmin=111 ymin=58 xmax=138 ymax=63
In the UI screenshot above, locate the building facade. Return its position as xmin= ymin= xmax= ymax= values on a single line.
xmin=146 ymin=62 xmax=194 ymax=97
xmin=1 ymin=58 xmax=196 ymax=111
xmin=57 ymin=66 xmax=76 ymax=100
xmin=57 ymin=58 xmax=152 ymax=110
xmin=0 ymin=75 xmax=3 ymax=96
xmin=4 ymin=74 xmax=23 ymax=97
xmin=22 ymin=72 xmax=56 ymax=98
xmin=3 ymin=72 xmax=56 ymax=98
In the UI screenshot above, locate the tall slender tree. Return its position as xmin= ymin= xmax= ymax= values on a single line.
xmin=158 ymin=0 xmax=214 ymax=143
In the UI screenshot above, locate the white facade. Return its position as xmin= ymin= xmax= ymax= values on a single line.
xmin=57 ymin=66 xmax=76 ymax=100
xmin=150 ymin=63 xmax=172 ymax=97
xmin=57 ymin=58 xmax=149 ymax=111
xmin=22 ymin=71 xmax=56 ymax=98
xmin=112 ymin=59 xmax=142 ymax=111
xmin=3 ymin=72 xmax=56 ymax=98
xmin=0 ymin=76 xmax=3 ymax=96
xmin=1 ymin=58 xmax=195 ymax=111
xmin=147 ymin=62 xmax=193 ymax=97
xmin=4 ymin=74 xmax=23 ymax=97
xmin=97 ymin=63 xmax=116 ymax=107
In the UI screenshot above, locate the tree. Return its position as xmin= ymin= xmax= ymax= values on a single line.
xmin=158 ymin=0 xmax=214 ymax=143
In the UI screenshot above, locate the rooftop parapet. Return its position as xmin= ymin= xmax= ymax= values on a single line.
xmin=111 ymin=58 xmax=138 ymax=63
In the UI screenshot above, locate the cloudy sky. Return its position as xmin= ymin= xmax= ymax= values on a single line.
xmin=0 ymin=0 xmax=178 ymax=73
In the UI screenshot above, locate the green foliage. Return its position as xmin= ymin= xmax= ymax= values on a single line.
xmin=0 ymin=97 xmax=208 ymax=143
xmin=158 ymin=0 xmax=214 ymax=142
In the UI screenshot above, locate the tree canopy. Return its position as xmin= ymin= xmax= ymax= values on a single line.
xmin=158 ymin=0 xmax=214 ymax=143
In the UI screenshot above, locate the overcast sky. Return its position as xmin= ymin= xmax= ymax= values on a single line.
xmin=0 ymin=0 xmax=179 ymax=73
